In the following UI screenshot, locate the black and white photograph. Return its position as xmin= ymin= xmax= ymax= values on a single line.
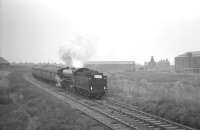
xmin=0 ymin=0 xmax=200 ymax=130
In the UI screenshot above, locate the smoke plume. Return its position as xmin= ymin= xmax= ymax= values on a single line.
xmin=59 ymin=36 xmax=95 ymax=68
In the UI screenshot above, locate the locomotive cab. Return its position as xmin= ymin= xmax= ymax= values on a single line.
xmin=90 ymin=74 xmax=107 ymax=94
xmin=74 ymin=68 xmax=107 ymax=98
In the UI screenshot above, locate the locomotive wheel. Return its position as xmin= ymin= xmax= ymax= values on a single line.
xmin=96 ymin=95 xmax=102 ymax=99
xmin=74 ymin=87 xmax=77 ymax=93
xmin=61 ymin=81 xmax=67 ymax=90
xmin=71 ymin=87 xmax=75 ymax=94
xmin=89 ymin=94 xmax=93 ymax=99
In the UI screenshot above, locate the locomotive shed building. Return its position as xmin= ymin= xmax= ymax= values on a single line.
xmin=85 ymin=61 xmax=135 ymax=72
xmin=175 ymin=51 xmax=200 ymax=73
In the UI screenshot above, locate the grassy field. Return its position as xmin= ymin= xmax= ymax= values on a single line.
xmin=107 ymin=71 xmax=200 ymax=129
xmin=0 ymin=67 xmax=110 ymax=130
xmin=2 ymin=65 xmax=199 ymax=129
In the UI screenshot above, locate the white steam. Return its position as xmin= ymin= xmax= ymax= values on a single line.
xmin=59 ymin=36 xmax=95 ymax=68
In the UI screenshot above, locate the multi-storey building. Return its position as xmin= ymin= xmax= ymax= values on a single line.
xmin=175 ymin=51 xmax=200 ymax=73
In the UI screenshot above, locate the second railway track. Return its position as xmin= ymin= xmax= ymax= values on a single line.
xmin=96 ymin=98 xmax=196 ymax=130
xmin=80 ymin=98 xmax=196 ymax=130
xmin=105 ymin=98 xmax=196 ymax=130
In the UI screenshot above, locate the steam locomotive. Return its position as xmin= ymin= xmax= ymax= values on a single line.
xmin=32 ymin=66 xmax=107 ymax=98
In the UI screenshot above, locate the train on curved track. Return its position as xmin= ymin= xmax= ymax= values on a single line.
xmin=32 ymin=65 xmax=108 ymax=99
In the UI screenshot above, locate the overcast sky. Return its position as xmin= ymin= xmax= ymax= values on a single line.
xmin=1 ymin=0 xmax=200 ymax=64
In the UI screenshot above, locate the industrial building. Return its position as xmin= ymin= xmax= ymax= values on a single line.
xmin=175 ymin=51 xmax=200 ymax=73
xmin=85 ymin=61 xmax=135 ymax=72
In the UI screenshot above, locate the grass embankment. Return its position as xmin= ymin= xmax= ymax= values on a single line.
xmin=0 ymin=70 xmax=11 ymax=105
xmin=107 ymin=71 xmax=200 ymax=129
xmin=0 ymin=67 xmax=109 ymax=130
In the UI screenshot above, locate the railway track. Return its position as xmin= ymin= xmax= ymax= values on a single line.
xmin=26 ymin=74 xmax=197 ymax=130
xmin=102 ymin=98 xmax=196 ymax=130
xmin=25 ymin=74 xmax=138 ymax=130
xmin=106 ymin=98 xmax=196 ymax=130
xmin=79 ymin=98 xmax=196 ymax=130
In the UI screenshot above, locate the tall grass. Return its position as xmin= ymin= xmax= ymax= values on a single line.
xmin=0 ymin=71 xmax=11 ymax=104
xmin=107 ymin=71 xmax=200 ymax=129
